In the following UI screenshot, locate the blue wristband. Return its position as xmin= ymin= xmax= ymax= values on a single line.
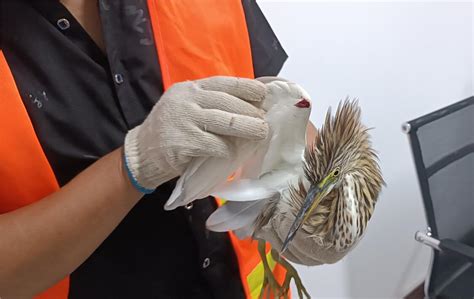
xmin=123 ymin=152 xmax=155 ymax=194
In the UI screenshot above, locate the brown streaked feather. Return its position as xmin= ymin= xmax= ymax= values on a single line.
xmin=288 ymin=99 xmax=384 ymax=251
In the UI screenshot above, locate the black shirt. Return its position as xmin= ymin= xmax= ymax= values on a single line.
xmin=0 ymin=0 xmax=287 ymax=298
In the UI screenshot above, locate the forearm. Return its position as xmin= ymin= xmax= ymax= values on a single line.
xmin=0 ymin=147 xmax=142 ymax=298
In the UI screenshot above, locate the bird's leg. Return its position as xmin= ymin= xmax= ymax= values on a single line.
xmin=258 ymin=239 xmax=283 ymax=299
xmin=270 ymin=249 xmax=311 ymax=299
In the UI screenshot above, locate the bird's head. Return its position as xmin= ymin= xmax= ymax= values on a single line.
xmin=281 ymin=99 xmax=383 ymax=253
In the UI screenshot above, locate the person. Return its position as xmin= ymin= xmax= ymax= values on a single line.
xmin=0 ymin=0 xmax=289 ymax=298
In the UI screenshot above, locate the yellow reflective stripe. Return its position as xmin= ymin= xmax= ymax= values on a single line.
xmin=247 ymin=251 xmax=277 ymax=299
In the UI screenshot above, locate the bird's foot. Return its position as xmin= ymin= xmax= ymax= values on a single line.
xmin=281 ymin=266 xmax=311 ymax=299
xmin=271 ymin=250 xmax=311 ymax=299
xmin=258 ymin=239 xmax=284 ymax=299
xmin=259 ymin=265 xmax=284 ymax=299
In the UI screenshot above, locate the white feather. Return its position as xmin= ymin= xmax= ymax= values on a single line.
xmin=206 ymin=200 xmax=269 ymax=232
xmin=164 ymin=139 xmax=258 ymax=210
xmin=166 ymin=78 xmax=312 ymax=238
xmin=212 ymin=179 xmax=277 ymax=202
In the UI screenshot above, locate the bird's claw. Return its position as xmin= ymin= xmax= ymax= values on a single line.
xmin=258 ymin=239 xmax=285 ymax=299
xmin=281 ymin=268 xmax=310 ymax=299
xmin=259 ymin=267 xmax=284 ymax=299
xmin=271 ymin=249 xmax=311 ymax=299
xmin=258 ymin=240 xmax=310 ymax=298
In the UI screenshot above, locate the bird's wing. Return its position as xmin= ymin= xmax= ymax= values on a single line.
xmin=212 ymin=168 xmax=298 ymax=202
xmin=237 ymin=137 xmax=271 ymax=179
xmin=212 ymin=178 xmax=277 ymax=202
xmin=165 ymin=140 xmax=260 ymax=210
xmin=234 ymin=83 xmax=286 ymax=179
xmin=165 ymin=157 xmax=240 ymax=210
xmin=232 ymin=77 xmax=293 ymax=179
xmin=165 ymin=157 xmax=206 ymax=210
xmin=206 ymin=200 xmax=264 ymax=232
xmin=206 ymin=194 xmax=278 ymax=233
xmin=233 ymin=225 xmax=255 ymax=239
xmin=244 ymin=80 xmax=309 ymax=178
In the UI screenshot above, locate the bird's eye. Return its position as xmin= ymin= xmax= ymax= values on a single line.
xmin=333 ymin=168 xmax=340 ymax=176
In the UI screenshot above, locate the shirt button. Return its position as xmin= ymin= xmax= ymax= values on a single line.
xmin=184 ymin=203 xmax=193 ymax=210
xmin=202 ymin=257 xmax=211 ymax=269
xmin=114 ymin=73 xmax=124 ymax=85
xmin=57 ymin=18 xmax=70 ymax=30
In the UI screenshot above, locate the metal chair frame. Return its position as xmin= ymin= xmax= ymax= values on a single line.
xmin=403 ymin=96 xmax=474 ymax=297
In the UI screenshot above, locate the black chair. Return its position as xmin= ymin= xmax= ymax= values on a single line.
xmin=403 ymin=96 xmax=474 ymax=298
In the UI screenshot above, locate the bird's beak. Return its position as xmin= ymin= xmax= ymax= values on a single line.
xmin=281 ymin=180 xmax=332 ymax=253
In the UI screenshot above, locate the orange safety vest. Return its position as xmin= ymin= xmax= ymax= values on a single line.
xmin=0 ymin=1 xmax=286 ymax=298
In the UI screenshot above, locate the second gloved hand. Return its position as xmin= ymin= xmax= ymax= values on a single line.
xmin=124 ymin=76 xmax=269 ymax=193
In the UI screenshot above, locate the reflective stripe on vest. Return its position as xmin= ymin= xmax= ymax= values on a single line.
xmin=0 ymin=1 xmax=286 ymax=297
xmin=216 ymin=198 xmax=287 ymax=299
xmin=146 ymin=1 xmax=286 ymax=297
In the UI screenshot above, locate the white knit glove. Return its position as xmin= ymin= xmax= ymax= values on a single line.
xmin=124 ymin=76 xmax=269 ymax=193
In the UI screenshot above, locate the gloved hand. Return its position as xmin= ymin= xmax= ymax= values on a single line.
xmin=124 ymin=76 xmax=269 ymax=193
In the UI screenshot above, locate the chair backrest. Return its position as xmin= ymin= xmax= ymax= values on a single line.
xmin=405 ymin=96 xmax=474 ymax=297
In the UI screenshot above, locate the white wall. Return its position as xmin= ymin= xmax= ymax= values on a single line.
xmin=258 ymin=1 xmax=473 ymax=297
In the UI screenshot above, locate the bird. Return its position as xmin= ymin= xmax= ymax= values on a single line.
xmin=206 ymin=78 xmax=311 ymax=233
xmin=164 ymin=77 xmax=311 ymax=211
xmin=207 ymin=98 xmax=384 ymax=298
xmin=164 ymin=77 xmax=384 ymax=298
xmin=165 ymin=77 xmax=314 ymax=298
